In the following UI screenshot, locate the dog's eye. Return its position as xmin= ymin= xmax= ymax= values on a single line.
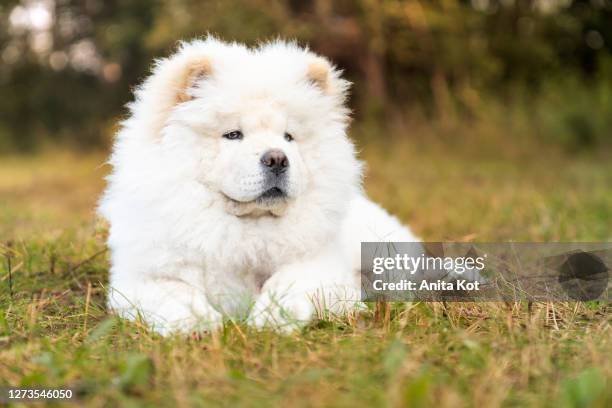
xmin=284 ymin=132 xmax=294 ymax=142
xmin=222 ymin=130 xmax=243 ymax=140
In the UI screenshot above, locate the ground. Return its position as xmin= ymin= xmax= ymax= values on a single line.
xmin=0 ymin=134 xmax=610 ymax=407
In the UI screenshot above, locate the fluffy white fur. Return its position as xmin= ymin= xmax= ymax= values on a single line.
xmin=99 ymin=37 xmax=419 ymax=334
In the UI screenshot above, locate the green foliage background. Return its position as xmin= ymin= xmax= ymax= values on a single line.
xmin=0 ymin=0 xmax=611 ymax=152
xmin=0 ymin=3 xmax=611 ymax=405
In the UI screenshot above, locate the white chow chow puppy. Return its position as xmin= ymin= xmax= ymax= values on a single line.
xmin=99 ymin=37 xmax=419 ymax=334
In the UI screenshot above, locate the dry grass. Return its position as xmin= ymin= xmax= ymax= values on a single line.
xmin=0 ymin=135 xmax=610 ymax=407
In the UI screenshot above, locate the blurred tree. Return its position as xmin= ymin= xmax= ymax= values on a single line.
xmin=0 ymin=0 xmax=610 ymax=151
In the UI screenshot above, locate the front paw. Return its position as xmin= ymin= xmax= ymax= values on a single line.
xmin=110 ymin=288 xmax=222 ymax=336
xmin=149 ymin=300 xmax=223 ymax=336
xmin=249 ymin=292 xmax=316 ymax=332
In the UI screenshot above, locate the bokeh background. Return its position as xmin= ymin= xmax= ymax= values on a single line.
xmin=1 ymin=0 xmax=612 ymax=152
xmin=1 ymin=2 xmax=611 ymax=406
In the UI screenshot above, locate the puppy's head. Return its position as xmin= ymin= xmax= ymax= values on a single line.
xmin=136 ymin=38 xmax=359 ymax=217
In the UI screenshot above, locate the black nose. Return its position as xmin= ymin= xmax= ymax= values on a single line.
xmin=261 ymin=149 xmax=289 ymax=175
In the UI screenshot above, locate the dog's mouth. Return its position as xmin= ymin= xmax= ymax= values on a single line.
xmin=221 ymin=186 xmax=289 ymax=217
xmin=223 ymin=187 xmax=288 ymax=205
xmin=256 ymin=187 xmax=287 ymax=202
xmin=223 ymin=187 xmax=289 ymax=217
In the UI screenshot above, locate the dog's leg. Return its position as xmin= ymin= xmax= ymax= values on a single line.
xmin=250 ymin=246 xmax=359 ymax=331
xmin=108 ymin=275 xmax=222 ymax=336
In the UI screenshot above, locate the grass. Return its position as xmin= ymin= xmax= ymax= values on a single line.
xmin=0 ymin=135 xmax=610 ymax=407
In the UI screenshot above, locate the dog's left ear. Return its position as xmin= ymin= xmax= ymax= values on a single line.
xmin=306 ymin=57 xmax=346 ymax=97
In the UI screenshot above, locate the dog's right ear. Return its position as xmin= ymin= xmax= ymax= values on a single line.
xmin=174 ymin=57 xmax=212 ymax=103
xmin=136 ymin=52 xmax=213 ymax=139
